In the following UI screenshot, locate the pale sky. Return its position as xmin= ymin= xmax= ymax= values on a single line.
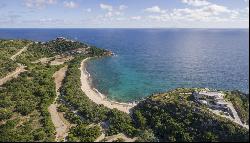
xmin=0 ymin=0 xmax=249 ymax=28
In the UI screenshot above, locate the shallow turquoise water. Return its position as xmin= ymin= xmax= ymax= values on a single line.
xmin=0 ymin=28 xmax=249 ymax=102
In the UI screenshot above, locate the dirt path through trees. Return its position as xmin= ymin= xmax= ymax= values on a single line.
xmin=48 ymin=66 xmax=71 ymax=142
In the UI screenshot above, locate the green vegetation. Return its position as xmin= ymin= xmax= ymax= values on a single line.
xmin=0 ymin=38 xmax=248 ymax=142
xmin=132 ymin=88 xmax=249 ymax=142
xmin=225 ymin=90 xmax=249 ymax=125
xmin=0 ymin=48 xmax=17 ymax=78
xmin=113 ymin=138 xmax=126 ymax=142
xmin=68 ymin=124 xmax=101 ymax=142
xmin=0 ymin=64 xmax=63 ymax=141
xmin=0 ymin=40 xmax=30 ymax=78
xmin=61 ymin=56 xmax=109 ymax=124
xmin=45 ymin=38 xmax=88 ymax=55
xmin=106 ymin=109 xmax=137 ymax=136
xmin=0 ymin=39 xmax=30 ymax=49
xmin=0 ymin=38 xmax=99 ymax=142
xmin=60 ymin=56 xmax=138 ymax=140
xmin=15 ymin=38 xmax=110 ymax=66
xmin=136 ymin=129 xmax=158 ymax=142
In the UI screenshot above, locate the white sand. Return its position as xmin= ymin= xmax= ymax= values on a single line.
xmin=80 ymin=58 xmax=137 ymax=114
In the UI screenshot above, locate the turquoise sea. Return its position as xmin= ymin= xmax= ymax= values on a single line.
xmin=0 ymin=29 xmax=249 ymax=102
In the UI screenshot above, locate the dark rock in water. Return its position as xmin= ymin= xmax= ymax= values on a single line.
xmin=104 ymin=51 xmax=114 ymax=56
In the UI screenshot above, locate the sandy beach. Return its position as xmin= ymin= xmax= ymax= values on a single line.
xmin=80 ymin=58 xmax=137 ymax=114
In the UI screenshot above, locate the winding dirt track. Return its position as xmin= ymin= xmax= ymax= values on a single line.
xmin=10 ymin=44 xmax=30 ymax=61
xmin=0 ymin=65 xmax=26 ymax=86
xmin=0 ymin=44 xmax=30 ymax=86
xmin=48 ymin=66 xmax=71 ymax=142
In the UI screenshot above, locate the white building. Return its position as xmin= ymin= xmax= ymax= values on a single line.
xmin=193 ymin=91 xmax=227 ymax=109
xmin=194 ymin=91 xmax=223 ymax=100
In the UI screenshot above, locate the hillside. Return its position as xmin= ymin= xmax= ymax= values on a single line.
xmin=0 ymin=38 xmax=113 ymax=142
xmin=132 ymin=88 xmax=249 ymax=142
xmin=0 ymin=38 xmax=249 ymax=142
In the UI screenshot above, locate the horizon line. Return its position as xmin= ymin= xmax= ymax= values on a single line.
xmin=0 ymin=27 xmax=249 ymax=29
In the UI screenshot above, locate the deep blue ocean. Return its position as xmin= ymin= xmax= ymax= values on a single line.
xmin=0 ymin=29 xmax=249 ymax=102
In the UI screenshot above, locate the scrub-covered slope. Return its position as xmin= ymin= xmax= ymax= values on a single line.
xmin=132 ymin=88 xmax=249 ymax=142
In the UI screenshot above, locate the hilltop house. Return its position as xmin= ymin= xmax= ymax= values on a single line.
xmin=193 ymin=91 xmax=233 ymax=116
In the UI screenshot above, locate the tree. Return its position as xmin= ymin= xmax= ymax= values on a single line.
xmin=136 ymin=130 xmax=158 ymax=142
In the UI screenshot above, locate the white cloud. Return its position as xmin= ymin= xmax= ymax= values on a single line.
xmin=170 ymin=4 xmax=232 ymax=22
xmin=99 ymin=4 xmax=127 ymax=21
xmin=203 ymin=4 xmax=231 ymax=14
xmin=82 ymin=8 xmax=91 ymax=13
xmin=100 ymin=3 xmax=113 ymax=11
xmin=181 ymin=0 xmax=210 ymax=7
xmin=119 ymin=5 xmax=127 ymax=10
xmin=22 ymin=18 xmax=66 ymax=25
xmin=25 ymin=0 xmax=57 ymax=9
xmin=39 ymin=18 xmax=53 ymax=22
xmin=144 ymin=6 xmax=166 ymax=13
xmin=47 ymin=0 xmax=56 ymax=4
xmin=105 ymin=12 xmax=113 ymax=17
xmin=245 ymin=7 xmax=249 ymax=14
xmin=144 ymin=2 xmax=244 ymax=24
xmin=86 ymin=8 xmax=92 ymax=12
xmin=115 ymin=11 xmax=122 ymax=15
xmin=144 ymin=0 xmax=249 ymax=24
xmin=131 ymin=16 xmax=141 ymax=20
xmin=116 ymin=17 xmax=126 ymax=21
xmin=235 ymin=7 xmax=249 ymax=21
xmin=148 ymin=14 xmax=171 ymax=22
xmin=104 ymin=11 xmax=122 ymax=18
xmin=63 ymin=1 xmax=78 ymax=8
xmin=0 ymin=13 xmax=22 ymax=24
